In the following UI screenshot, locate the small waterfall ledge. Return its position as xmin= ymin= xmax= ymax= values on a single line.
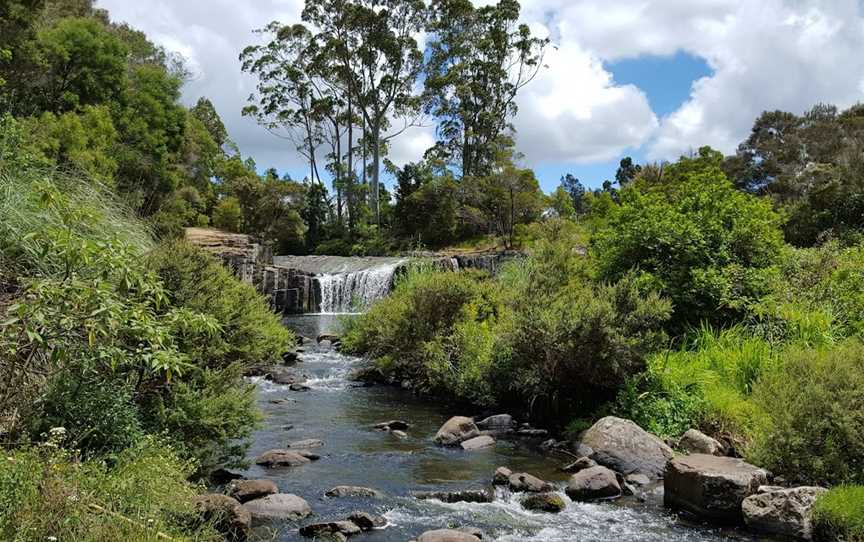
xmin=184 ymin=228 xmax=523 ymax=315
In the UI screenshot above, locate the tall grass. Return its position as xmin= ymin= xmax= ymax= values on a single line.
xmin=812 ymin=486 xmax=864 ymax=541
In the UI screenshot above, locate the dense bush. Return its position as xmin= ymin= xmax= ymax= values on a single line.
xmin=812 ymin=486 xmax=864 ymax=542
xmin=344 ymin=225 xmax=671 ymax=422
xmin=0 ymin=435 xmax=215 ymax=541
xmin=594 ymin=147 xmax=785 ymax=330
xmin=749 ymin=341 xmax=864 ymax=486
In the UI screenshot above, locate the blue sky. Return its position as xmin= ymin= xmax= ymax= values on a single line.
xmin=99 ymin=0 xmax=864 ymax=196
xmin=541 ymin=52 xmax=713 ymax=191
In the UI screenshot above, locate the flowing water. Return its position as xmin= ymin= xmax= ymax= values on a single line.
xmin=239 ymin=315 xmax=760 ymax=542
xmin=317 ymin=260 xmax=406 ymax=314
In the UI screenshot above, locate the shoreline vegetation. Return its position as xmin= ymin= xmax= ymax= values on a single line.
xmin=1 ymin=0 xmax=864 ymax=540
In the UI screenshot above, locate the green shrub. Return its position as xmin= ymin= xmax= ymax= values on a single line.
xmin=0 ymin=436 xmax=215 ymax=542
xmin=594 ymin=147 xmax=785 ymax=330
xmin=749 ymin=341 xmax=864 ymax=486
xmin=812 ymin=486 xmax=864 ymax=542
xmin=149 ymin=240 xmax=294 ymax=371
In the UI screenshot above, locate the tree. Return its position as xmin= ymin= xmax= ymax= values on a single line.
xmin=549 ymin=186 xmax=575 ymax=219
xmin=393 ymin=161 xmax=458 ymax=247
xmin=615 ymin=156 xmax=641 ymax=186
xmin=424 ymin=0 xmax=548 ymax=178
xmin=559 ymin=173 xmax=585 ymax=214
xmin=595 ymin=146 xmax=785 ymax=330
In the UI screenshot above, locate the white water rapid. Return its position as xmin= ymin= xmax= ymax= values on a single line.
xmin=316 ymin=259 xmax=406 ymax=314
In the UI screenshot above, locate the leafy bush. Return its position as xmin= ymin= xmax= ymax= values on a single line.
xmin=0 ymin=436 xmax=215 ymax=541
xmin=812 ymin=486 xmax=864 ymax=542
xmin=148 ymin=240 xmax=294 ymax=371
xmin=749 ymin=340 xmax=864 ymax=486
xmin=594 ymin=147 xmax=785 ymax=330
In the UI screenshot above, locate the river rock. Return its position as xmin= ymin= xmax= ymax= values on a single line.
xmin=255 ymin=449 xmax=315 ymax=467
xmin=317 ymin=333 xmax=341 ymax=344
xmin=412 ymin=489 xmax=494 ymax=503
xmin=476 ymin=414 xmax=514 ymax=431
xmin=461 ymin=435 xmax=495 ymax=450
xmin=516 ymin=428 xmax=549 ymax=438
xmin=521 ymin=492 xmax=567 ymax=513
xmin=374 ymin=420 xmax=410 ymax=431
xmin=742 ymin=486 xmax=827 ymax=540
xmin=192 ymin=494 xmax=251 ymax=541
xmin=227 ymin=479 xmax=278 ymax=503
xmin=391 ymin=429 xmax=408 ymax=439
xmin=325 ymin=486 xmax=382 ymax=498
xmin=679 ymin=429 xmax=726 ymax=456
xmin=244 ymin=493 xmax=312 ymax=521
xmin=493 ymin=466 xmax=512 ymax=485
xmin=562 ymin=457 xmax=597 ymax=473
xmin=299 ymin=521 xmax=362 ymax=538
xmin=434 ymin=416 xmax=480 ymax=446
xmin=508 ymin=472 xmax=554 ymax=493
xmin=664 ymin=454 xmax=770 ymax=524
xmin=416 ymin=529 xmax=481 ymax=542
xmin=268 ymin=369 xmax=307 ymax=386
xmin=579 ymin=417 xmax=674 ymax=479
xmin=625 ymin=473 xmax=652 ymax=487
xmin=290 ymin=383 xmax=311 ymax=392
xmin=287 ymin=438 xmax=324 ymax=449
xmin=566 ymin=466 xmax=622 ymax=501
xmin=347 ymin=511 xmax=387 ymax=530
xmin=282 ymin=350 xmax=299 ymax=364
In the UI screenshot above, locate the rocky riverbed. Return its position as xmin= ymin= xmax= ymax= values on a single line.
xmin=200 ymin=315 xmax=791 ymax=542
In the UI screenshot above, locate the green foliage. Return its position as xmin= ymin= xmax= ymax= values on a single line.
xmin=594 ymin=147 xmax=785 ymax=330
xmin=812 ymin=486 xmax=864 ymax=542
xmin=148 ymin=240 xmax=294 ymax=371
xmin=0 ymin=436 xmax=215 ymax=541
xmin=749 ymin=341 xmax=864 ymax=486
xmin=212 ymin=196 xmax=242 ymax=232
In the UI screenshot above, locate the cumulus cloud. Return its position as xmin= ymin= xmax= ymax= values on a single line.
xmin=96 ymin=0 xmax=864 ymax=175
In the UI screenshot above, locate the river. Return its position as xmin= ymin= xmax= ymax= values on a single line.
xmin=238 ymin=314 xmax=759 ymax=542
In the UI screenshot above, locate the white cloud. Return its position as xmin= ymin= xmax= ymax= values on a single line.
xmin=96 ymin=0 xmax=864 ymax=176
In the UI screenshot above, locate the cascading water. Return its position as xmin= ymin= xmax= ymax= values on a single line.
xmin=316 ymin=259 xmax=405 ymax=313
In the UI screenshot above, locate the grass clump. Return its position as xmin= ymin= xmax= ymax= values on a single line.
xmin=812 ymin=486 xmax=864 ymax=542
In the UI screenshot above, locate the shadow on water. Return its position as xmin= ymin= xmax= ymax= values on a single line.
xmin=237 ymin=314 xmax=762 ymax=542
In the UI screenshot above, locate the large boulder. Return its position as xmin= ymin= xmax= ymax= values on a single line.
xmin=476 ymin=414 xmax=514 ymax=431
xmin=565 ymin=466 xmax=622 ymax=501
xmin=493 ymin=466 xmax=512 ymax=485
xmin=460 ymin=435 xmax=495 ymax=451
xmin=579 ymin=417 xmax=673 ymax=479
xmin=742 ymin=486 xmax=827 ymax=540
xmin=412 ymin=489 xmax=494 ymax=503
xmin=255 ymin=449 xmax=316 ymax=467
xmin=679 ymin=429 xmax=726 ymax=456
xmin=521 ymin=492 xmax=567 ymax=513
xmin=434 ymin=416 xmax=480 ymax=446
xmin=244 ymin=493 xmax=312 ymax=521
xmin=227 ymin=479 xmax=278 ymax=503
xmin=416 ymin=529 xmax=481 ymax=542
xmin=664 ymin=454 xmax=770 ymax=524
xmin=192 ymin=494 xmax=251 ymax=541
xmin=325 ymin=486 xmax=382 ymax=498
xmin=508 ymin=472 xmax=554 ymax=493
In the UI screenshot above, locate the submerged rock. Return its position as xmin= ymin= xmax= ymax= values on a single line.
xmin=742 ymin=486 xmax=826 ymax=540
xmin=412 ymin=489 xmax=494 ymax=504
xmin=461 ymin=435 xmax=495 ymax=450
xmin=374 ymin=420 xmax=410 ymax=431
xmin=255 ymin=449 xmax=315 ymax=468
xmin=290 ymin=383 xmax=311 ymax=392
xmin=244 ymin=493 xmax=312 ymax=521
xmin=521 ymin=492 xmax=567 ymax=513
xmin=434 ymin=416 xmax=480 ymax=446
xmin=192 ymin=494 xmax=251 ymax=541
xmin=287 ymin=438 xmax=324 ymax=449
xmin=579 ymin=417 xmax=674 ymax=479
xmin=416 ymin=529 xmax=481 ymax=542
xmin=664 ymin=454 xmax=769 ymax=524
xmin=325 ymin=486 xmax=382 ymax=498
xmin=508 ymin=472 xmax=554 ymax=493
xmin=227 ymin=479 xmax=278 ymax=503
xmin=566 ymin=466 xmax=622 ymax=501
xmin=679 ymin=429 xmax=726 ymax=456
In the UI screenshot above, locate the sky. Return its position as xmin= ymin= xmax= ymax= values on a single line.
xmin=95 ymin=0 xmax=864 ymax=192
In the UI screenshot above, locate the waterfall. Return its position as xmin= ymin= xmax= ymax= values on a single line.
xmin=316 ymin=260 xmax=405 ymax=313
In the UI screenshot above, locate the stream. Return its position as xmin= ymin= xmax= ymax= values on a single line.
xmin=239 ymin=314 xmax=758 ymax=542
